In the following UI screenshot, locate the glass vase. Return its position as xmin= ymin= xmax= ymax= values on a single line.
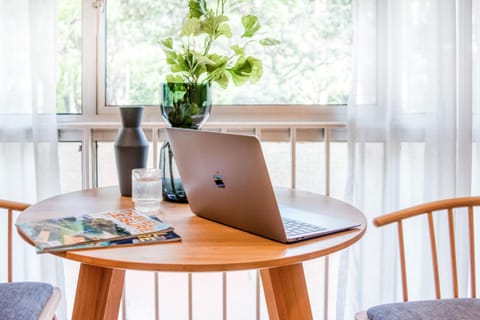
xmin=159 ymin=83 xmax=212 ymax=203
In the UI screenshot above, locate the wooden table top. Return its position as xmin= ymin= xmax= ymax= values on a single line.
xmin=18 ymin=187 xmax=366 ymax=272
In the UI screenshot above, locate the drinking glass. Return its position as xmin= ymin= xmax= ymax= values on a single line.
xmin=132 ymin=168 xmax=162 ymax=213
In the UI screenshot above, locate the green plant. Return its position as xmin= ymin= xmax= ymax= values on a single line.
xmin=160 ymin=0 xmax=278 ymax=88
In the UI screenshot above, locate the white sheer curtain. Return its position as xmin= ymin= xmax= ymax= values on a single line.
xmin=0 ymin=1 xmax=66 ymax=319
xmin=339 ymin=0 xmax=479 ymax=318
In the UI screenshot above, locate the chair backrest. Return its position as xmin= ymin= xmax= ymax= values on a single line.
xmin=374 ymin=197 xmax=480 ymax=302
xmin=0 ymin=200 xmax=29 ymax=282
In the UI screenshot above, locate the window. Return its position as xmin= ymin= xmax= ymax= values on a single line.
xmin=104 ymin=0 xmax=352 ymax=107
xmin=56 ymin=0 xmax=82 ymax=114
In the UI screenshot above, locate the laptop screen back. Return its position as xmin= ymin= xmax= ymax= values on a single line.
xmin=165 ymin=128 xmax=288 ymax=242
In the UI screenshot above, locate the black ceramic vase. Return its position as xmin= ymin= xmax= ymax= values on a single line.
xmin=115 ymin=106 xmax=149 ymax=196
xmin=159 ymin=83 xmax=211 ymax=203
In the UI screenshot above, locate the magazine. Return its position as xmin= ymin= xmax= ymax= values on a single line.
xmin=38 ymin=230 xmax=182 ymax=253
xmin=16 ymin=208 xmax=174 ymax=252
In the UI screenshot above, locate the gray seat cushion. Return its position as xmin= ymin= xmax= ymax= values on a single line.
xmin=367 ymin=298 xmax=480 ymax=320
xmin=0 ymin=282 xmax=54 ymax=320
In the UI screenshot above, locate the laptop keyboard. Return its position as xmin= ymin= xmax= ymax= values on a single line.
xmin=282 ymin=217 xmax=326 ymax=237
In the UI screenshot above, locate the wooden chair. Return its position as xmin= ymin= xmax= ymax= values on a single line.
xmin=0 ymin=200 xmax=61 ymax=320
xmin=355 ymin=197 xmax=480 ymax=320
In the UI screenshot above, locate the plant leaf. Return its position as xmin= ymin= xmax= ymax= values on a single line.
xmin=165 ymin=74 xmax=185 ymax=83
xmin=200 ymin=13 xmax=229 ymax=37
xmin=213 ymin=72 xmax=229 ymax=89
xmin=166 ymin=56 xmax=177 ymax=65
xmin=216 ymin=22 xmax=232 ymax=39
xmin=194 ymin=64 xmax=207 ymax=80
xmin=241 ymin=15 xmax=261 ymax=38
xmin=199 ymin=11 xmax=216 ymax=36
xmin=160 ymin=37 xmax=173 ymax=50
xmin=260 ymin=37 xmax=280 ymax=46
xmin=189 ymin=51 xmax=215 ymax=80
xmin=204 ymin=56 xmax=228 ymax=85
xmin=171 ymin=54 xmax=189 ymax=73
xmin=181 ymin=18 xmax=200 ymax=37
xmin=205 ymin=54 xmax=229 ymax=76
xmin=160 ymin=38 xmax=177 ymax=64
xmin=227 ymin=57 xmax=250 ymax=86
xmin=227 ymin=56 xmax=263 ymax=86
xmin=192 ymin=51 xmax=215 ymax=65
xmin=246 ymin=56 xmax=263 ymax=83
xmin=189 ymin=0 xmax=208 ymax=18
xmin=231 ymin=45 xmax=245 ymax=56
xmin=173 ymin=90 xmax=187 ymax=102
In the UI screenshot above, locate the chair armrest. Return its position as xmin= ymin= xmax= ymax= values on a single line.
xmin=0 ymin=200 xmax=29 ymax=211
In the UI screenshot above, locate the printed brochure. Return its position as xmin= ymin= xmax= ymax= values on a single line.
xmin=16 ymin=208 xmax=175 ymax=252
xmin=38 ymin=230 xmax=181 ymax=253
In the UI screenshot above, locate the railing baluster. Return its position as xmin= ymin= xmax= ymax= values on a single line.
xmin=323 ymin=128 xmax=332 ymax=320
xmin=153 ymin=130 xmax=160 ymax=320
xmin=82 ymin=128 xmax=93 ymax=189
xmin=256 ymin=270 xmax=261 ymax=320
xmin=219 ymin=126 xmax=229 ymax=320
xmin=154 ymin=272 xmax=159 ymax=320
xmin=223 ymin=272 xmax=227 ymax=320
xmin=188 ymin=273 xmax=193 ymax=320
xmin=121 ymin=285 xmax=127 ymax=320
xmin=255 ymin=127 xmax=261 ymax=138
xmin=152 ymin=128 xmax=159 ymax=168
xmin=323 ymin=256 xmax=329 ymax=320
xmin=324 ymin=127 xmax=331 ymax=197
xmin=290 ymin=127 xmax=297 ymax=189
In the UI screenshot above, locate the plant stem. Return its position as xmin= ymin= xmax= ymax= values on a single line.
xmin=203 ymin=37 xmax=214 ymax=56
xmin=204 ymin=0 xmax=226 ymax=57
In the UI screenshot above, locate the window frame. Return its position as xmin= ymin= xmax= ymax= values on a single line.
xmin=57 ymin=0 xmax=348 ymax=126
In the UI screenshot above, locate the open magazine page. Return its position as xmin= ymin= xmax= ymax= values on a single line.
xmin=17 ymin=208 xmax=174 ymax=252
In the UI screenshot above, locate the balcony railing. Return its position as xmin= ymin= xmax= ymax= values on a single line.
xmin=57 ymin=117 xmax=347 ymax=320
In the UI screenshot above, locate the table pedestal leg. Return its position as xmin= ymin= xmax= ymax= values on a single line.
xmin=260 ymin=263 xmax=313 ymax=320
xmin=72 ymin=263 xmax=126 ymax=320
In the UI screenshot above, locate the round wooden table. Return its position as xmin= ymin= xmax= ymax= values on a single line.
xmin=18 ymin=187 xmax=366 ymax=320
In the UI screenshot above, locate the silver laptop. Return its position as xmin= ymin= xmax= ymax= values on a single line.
xmin=165 ymin=128 xmax=360 ymax=243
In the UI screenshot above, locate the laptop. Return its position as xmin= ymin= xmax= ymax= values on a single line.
xmin=165 ymin=128 xmax=360 ymax=243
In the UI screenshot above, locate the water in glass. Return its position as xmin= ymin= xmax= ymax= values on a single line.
xmin=132 ymin=168 xmax=162 ymax=213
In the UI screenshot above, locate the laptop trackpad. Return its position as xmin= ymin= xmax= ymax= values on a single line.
xmin=279 ymin=205 xmax=357 ymax=229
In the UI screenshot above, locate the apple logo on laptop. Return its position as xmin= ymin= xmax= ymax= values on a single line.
xmin=213 ymin=174 xmax=225 ymax=188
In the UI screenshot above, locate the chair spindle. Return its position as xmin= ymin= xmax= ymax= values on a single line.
xmin=448 ymin=208 xmax=459 ymax=298
xmin=468 ymin=206 xmax=476 ymax=298
xmin=8 ymin=208 xmax=13 ymax=283
xmin=427 ymin=211 xmax=441 ymax=299
xmin=397 ymin=220 xmax=408 ymax=302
